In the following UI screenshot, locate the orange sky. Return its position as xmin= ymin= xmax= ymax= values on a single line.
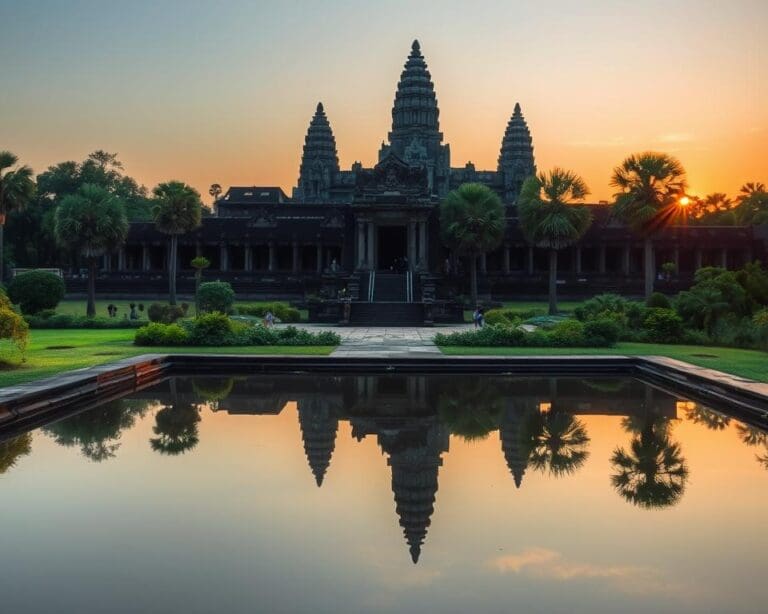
xmin=1 ymin=1 xmax=766 ymax=202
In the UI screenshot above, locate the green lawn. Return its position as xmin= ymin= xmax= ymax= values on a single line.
xmin=463 ymin=300 xmax=587 ymax=322
xmin=439 ymin=342 xmax=768 ymax=382
xmin=0 ymin=329 xmax=335 ymax=388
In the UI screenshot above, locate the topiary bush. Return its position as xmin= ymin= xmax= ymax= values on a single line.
xmin=134 ymin=322 xmax=189 ymax=346
xmin=583 ymin=318 xmax=621 ymax=347
xmin=186 ymin=312 xmax=235 ymax=345
xmin=641 ymin=308 xmax=684 ymax=343
xmin=646 ymin=292 xmax=671 ymax=309
xmin=0 ymin=290 xmax=29 ymax=356
xmin=198 ymin=281 xmax=235 ymax=314
xmin=7 ymin=271 xmax=65 ymax=315
xmin=548 ymin=320 xmax=586 ymax=346
xmin=574 ymin=293 xmax=645 ymax=338
xmin=147 ymin=303 xmax=186 ymax=324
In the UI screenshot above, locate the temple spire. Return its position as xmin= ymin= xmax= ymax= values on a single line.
xmin=294 ymin=101 xmax=340 ymax=201
xmin=389 ymin=40 xmax=440 ymax=138
xmin=497 ymin=102 xmax=536 ymax=202
xmin=297 ymin=400 xmax=338 ymax=487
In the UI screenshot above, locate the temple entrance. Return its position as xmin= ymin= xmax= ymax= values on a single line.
xmin=377 ymin=225 xmax=408 ymax=271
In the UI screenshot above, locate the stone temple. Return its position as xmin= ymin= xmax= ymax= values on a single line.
xmin=100 ymin=40 xmax=765 ymax=325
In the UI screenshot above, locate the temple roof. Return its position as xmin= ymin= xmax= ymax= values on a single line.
xmin=299 ymin=102 xmax=340 ymax=176
xmin=498 ymin=102 xmax=535 ymax=173
xmin=390 ymin=40 xmax=440 ymax=137
xmin=219 ymin=187 xmax=288 ymax=205
xmin=298 ymin=401 xmax=338 ymax=487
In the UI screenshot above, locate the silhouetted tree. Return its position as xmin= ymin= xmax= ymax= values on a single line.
xmin=0 ymin=433 xmax=32 ymax=474
xmin=437 ymin=380 xmax=503 ymax=441
xmin=0 ymin=151 xmax=35 ymax=279
xmin=529 ymin=409 xmax=590 ymax=477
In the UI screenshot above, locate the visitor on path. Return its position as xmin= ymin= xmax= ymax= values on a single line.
xmin=478 ymin=307 xmax=485 ymax=328
xmin=473 ymin=307 xmax=481 ymax=329
xmin=264 ymin=311 xmax=274 ymax=328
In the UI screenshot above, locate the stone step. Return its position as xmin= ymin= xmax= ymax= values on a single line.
xmin=349 ymin=302 xmax=424 ymax=326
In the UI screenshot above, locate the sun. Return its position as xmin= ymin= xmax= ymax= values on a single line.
xmin=679 ymin=196 xmax=690 ymax=206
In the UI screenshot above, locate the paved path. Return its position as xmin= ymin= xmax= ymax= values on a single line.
xmin=292 ymin=324 xmax=471 ymax=358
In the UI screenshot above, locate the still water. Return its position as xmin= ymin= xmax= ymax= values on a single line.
xmin=1 ymin=374 xmax=767 ymax=614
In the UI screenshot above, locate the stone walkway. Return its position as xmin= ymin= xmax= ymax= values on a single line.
xmin=292 ymin=324 xmax=471 ymax=358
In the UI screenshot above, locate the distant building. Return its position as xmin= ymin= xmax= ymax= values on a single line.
xmin=89 ymin=40 xmax=765 ymax=324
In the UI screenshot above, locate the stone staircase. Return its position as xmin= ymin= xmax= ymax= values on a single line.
xmin=349 ymin=302 xmax=425 ymax=326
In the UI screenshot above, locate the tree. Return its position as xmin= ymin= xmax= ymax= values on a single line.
xmin=152 ymin=181 xmax=202 ymax=305
xmin=518 ymin=168 xmax=592 ymax=315
xmin=440 ymin=183 xmax=505 ymax=306
xmin=610 ymin=415 xmax=688 ymax=509
xmin=733 ymin=182 xmax=768 ymax=226
xmin=528 ymin=409 xmax=591 ymax=477
xmin=610 ymin=153 xmax=687 ymax=299
xmin=150 ymin=402 xmax=201 ymax=455
xmin=437 ymin=379 xmax=503 ymax=441
xmin=190 ymin=256 xmax=210 ymax=316
xmin=689 ymin=193 xmax=737 ymax=225
xmin=209 ymin=183 xmax=222 ymax=214
xmin=54 ymin=184 xmax=129 ymax=317
xmin=0 ymin=151 xmax=35 ymax=280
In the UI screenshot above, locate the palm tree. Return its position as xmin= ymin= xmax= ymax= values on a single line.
xmin=528 ymin=409 xmax=591 ymax=477
xmin=190 ymin=256 xmax=210 ymax=316
xmin=440 ymin=183 xmax=506 ymax=306
xmin=685 ymin=404 xmax=730 ymax=430
xmin=152 ymin=181 xmax=202 ymax=305
xmin=734 ymin=182 xmax=768 ymax=226
xmin=518 ymin=168 xmax=592 ymax=315
xmin=738 ymin=182 xmax=766 ymax=201
xmin=0 ymin=151 xmax=35 ymax=280
xmin=610 ymin=415 xmax=688 ymax=509
xmin=54 ymin=184 xmax=128 ymax=317
xmin=209 ymin=183 xmax=222 ymax=214
xmin=610 ymin=152 xmax=687 ymax=300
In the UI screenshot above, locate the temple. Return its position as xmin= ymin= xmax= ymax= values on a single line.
xmin=93 ymin=39 xmax=767 ymax=324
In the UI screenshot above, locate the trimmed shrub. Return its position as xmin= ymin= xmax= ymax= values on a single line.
xmin=435 ymin=324 xmax=527 ymax=347
xmin=7 ymin=271 xmax=65 ymax=315
xmin=642 ymin=308 xmax=684 ymax=343
xmin=186 ymin=312 xmax=235 ymax=345
xmin=147 ymin=303 xmax=186 ymax=324
xmin=574 ymin=293 xmax=645 ymax=336
xmin=134 ymin=322 xmax=189 ymax=346
xmin=583 ymin=318 xmax=621 ymax=347
xmin=0 ymin=290 xmax=29 ymax=354
xmin=24 ymin=314 xmax=143 ymax=329
xmin=549 ymin=320 xmax=586 ymax=346
xmin=198 ymin=281 xmax=235 ymax=314
xmin=646 ymin=292 xmax=671 ymax=309
xmin=483 ymin=308 xmax=536 ymax=327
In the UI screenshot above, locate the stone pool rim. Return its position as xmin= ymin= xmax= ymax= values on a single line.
xmin=1 ymin=353 xmax=767 ymax=436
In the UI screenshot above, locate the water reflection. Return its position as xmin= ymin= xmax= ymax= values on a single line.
xmin=5 ymin=374 xmax=766 ymax=567
xmin=611 ymin=414 xmax=689 ymax=509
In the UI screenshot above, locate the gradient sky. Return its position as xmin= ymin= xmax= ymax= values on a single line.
xmin=1 ymin=0 xmax=766 ymax=202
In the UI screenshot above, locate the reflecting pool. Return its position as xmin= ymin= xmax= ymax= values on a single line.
xmin=1 ymin=375 xmax=767 ymax=613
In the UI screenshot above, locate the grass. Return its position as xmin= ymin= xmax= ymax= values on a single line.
xmin=0 ymin=329 xmax=335 ymax=388
xmin=463 ymin=300 xmax=587 ymax=322
xmin=439 ymin=342 xmax=768 ymax=382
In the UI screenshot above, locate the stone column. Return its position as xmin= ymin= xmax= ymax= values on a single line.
xmin=142 ymin=244 xmax=151 ymax=271
xmin=195 ymin=242 xmax=202 ymax=257
xmin=673 ymin=246 xmax=680 ymax=273
xmin=622 ymin=246 xmax=631 ymax=275
xmin=356 ymin=221 xmax=365 ymax=268
xmin=575 ymin=247 xmax=582 ymax=275
xmin=268 ymin=242 xmax=276 ymax=272
xmin=117 ymin=248 xmax=126 ymax=271
xmin=102 ymin=254 xmax=111 ymax=272
xmin=220 ymin=245 xmax=229 ymax=272
xmin=503 ymin=245 xmax=511 ymax=274
xmin=720 ymin=248 xmax=728 ymax=269
xmin=244 ymin=246 xmax=253 ymax=272
xmin=480 ymin=253 xmax=487 ymax=274
xmin=695 ymin=248 xmax=703 ymax=270
xmin=598 ymin=245 xmax=607 ymax=274
xmin=367 ymin=222 xmax=375 ymax=270
xmin=408 ymin=222 xmax=417 ymax=271
xmin=292 ymin=242 xmax=300 ymax=274
xmin=418 ymin=221 xmax=427 ymax=269
xmin=316 ymin=243 xmax=323 ymax=273
xmin=526 ymin=246 xmax=535 ymax=275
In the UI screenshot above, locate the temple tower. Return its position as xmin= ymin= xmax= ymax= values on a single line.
xmin=499 ymin=404 xmax=533 ymax=489
xmin=497 ymin=103 xmax=536 ymax=203
xmin=297 ymin=399 xmax=339 ymax=487
xmin=294 ymin=102 xmax=340 ymax=201
xmin=380 ymin=40 xmax=450 ymax=196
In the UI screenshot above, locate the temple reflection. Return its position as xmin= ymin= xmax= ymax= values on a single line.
xmin=10 ymin=373 xmax=765 ymax=563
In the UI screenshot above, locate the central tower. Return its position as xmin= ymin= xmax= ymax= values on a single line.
xmin=379 ymin=40 xmax=451 ymax=196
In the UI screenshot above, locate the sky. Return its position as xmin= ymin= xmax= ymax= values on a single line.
xmin=1 ymin=0 xmax=766 ymax=202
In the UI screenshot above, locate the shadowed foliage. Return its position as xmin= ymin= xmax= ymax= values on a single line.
xmin=0 ymin=433 xmax=32 ymax=474
xmin=528 ymin=409 xmax=591 ymax=477
xmin=0 ymin=151 xmax=35 ymax=279
xmin=437 ymin=379 xmax=503 ymax=441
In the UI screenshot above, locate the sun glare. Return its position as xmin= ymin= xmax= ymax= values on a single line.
xmin=679 ymin=196 xmax=691 ymax=206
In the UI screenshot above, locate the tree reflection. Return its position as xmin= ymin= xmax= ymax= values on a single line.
xmin=0 ymin=433 xmax=32 ymax=474
xmin=437 ymin=381 xmax=502 ymax=441
xmin=44 ymin=400 xmax=145 ymax=462
xmin=150 ymin=402 xmax=201 ymax=455
xmin=735 ymin=423 xmax=768 ymax=472
xmin=528 ymin=410 xmax=590 ymax=477
xmin=190 ymin=377 xmax=234 ymax=409
xmin=611 ymin=415 xmax=689 ymax=509
xmin=685 ymin=404 xmax=731 ymax=430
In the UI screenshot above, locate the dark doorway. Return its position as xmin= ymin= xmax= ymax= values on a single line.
xmin=378 ymin=225 xmax=407 ymax=271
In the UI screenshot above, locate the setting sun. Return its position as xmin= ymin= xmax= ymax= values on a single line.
xmin=679 ymin=196 xmax=691 ymax=206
